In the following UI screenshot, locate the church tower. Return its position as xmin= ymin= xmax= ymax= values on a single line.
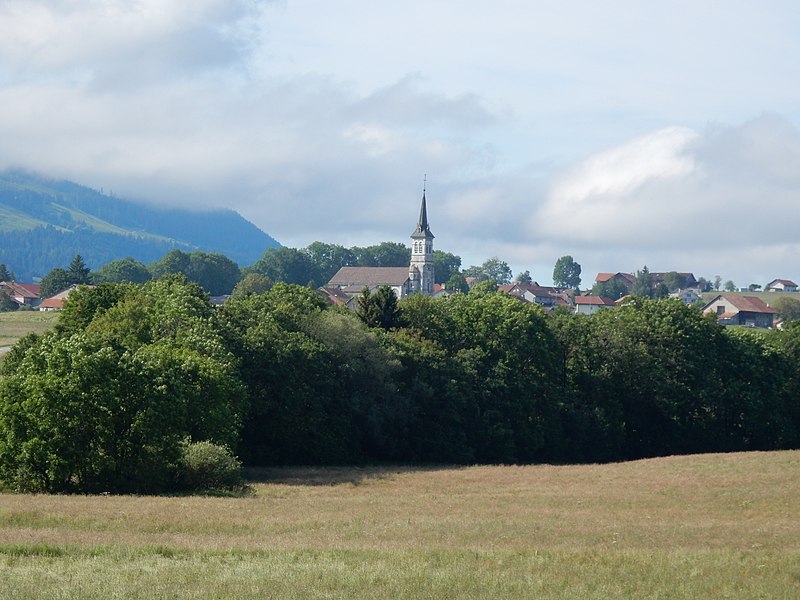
xmin=410 ymin=185 xmax=435 ymax=296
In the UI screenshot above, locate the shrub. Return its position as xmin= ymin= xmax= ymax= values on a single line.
xmin=178 ymin=440 xmax=243 ymax=491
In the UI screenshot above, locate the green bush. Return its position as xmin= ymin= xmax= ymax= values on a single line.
xmin=178 ymin=440 xmax=243 ymax=491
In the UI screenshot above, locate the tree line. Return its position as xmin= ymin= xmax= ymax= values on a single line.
xmin=0 ymin=278 xmax=798 ymax=494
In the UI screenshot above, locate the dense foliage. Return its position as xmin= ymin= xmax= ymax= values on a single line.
xmin=0 ymin=282 xmax=798 ymax=494
xmin=0 ymin=277 xmax=245 ymax=493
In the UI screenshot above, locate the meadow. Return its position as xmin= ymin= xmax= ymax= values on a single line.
xmin=0 ymin=451 xmax=797 ymax=598
xmin=0 ymin=310 xmax=58 ymax=347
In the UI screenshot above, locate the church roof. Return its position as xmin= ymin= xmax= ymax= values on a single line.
xmin=411 ymin=191 xmax=434 ymax=239
xmin=328 ymin=266 xmax=411 ymax=287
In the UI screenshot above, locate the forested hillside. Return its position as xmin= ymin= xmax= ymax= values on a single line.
xmin=0 ymin=171 xmax=279 ymax=280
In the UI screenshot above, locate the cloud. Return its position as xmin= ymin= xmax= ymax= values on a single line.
xmin=0 ymin=0 xmax=261 ymax=87
xmin=533 ymin=114 xmax=800 ymax=284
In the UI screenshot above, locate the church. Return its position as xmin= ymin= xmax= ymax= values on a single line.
xmin=323 ymin=189 xmax=436 ymax=302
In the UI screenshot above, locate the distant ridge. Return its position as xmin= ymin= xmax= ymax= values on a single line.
xmin=0 ymin=170 xmax=280 ymax=280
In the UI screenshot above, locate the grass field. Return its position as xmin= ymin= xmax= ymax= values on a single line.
xmin=0 ymin=310 xmax=58 ymax=346
xmin=0 ymin=451 xmax=798 ymax=598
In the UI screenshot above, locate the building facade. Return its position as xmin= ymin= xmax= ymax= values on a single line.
xmin=324 ymin=189 xmax=436 ymax=301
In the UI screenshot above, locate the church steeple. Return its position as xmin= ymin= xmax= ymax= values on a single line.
xmin=409 ymin=179 xmax=435 ymax=296
xmin=412 ymin=190 xmax=434 ymax=239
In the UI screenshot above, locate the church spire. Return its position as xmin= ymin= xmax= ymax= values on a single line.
xmin=411 ymin=177 xmax=434 ymax=239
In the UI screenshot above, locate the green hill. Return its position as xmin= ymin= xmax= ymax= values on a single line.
xmin=0 ymin=171 xmax=280 ymax=280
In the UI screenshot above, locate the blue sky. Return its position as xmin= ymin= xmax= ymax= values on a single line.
xmin=1 ymin=0 xmax=800 ymax=287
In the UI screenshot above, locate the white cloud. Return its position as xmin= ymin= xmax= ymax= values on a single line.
xmin=532 ymin=115 xmax=800 ymax=284
xmin=0 ymin=0 xmax=260 ymax=87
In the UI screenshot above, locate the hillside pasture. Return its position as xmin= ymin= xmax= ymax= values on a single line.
xmin=0 ymin=451 xmax=798 ymax=598
xmin=0 ymin=310 xmax=58 ymax=347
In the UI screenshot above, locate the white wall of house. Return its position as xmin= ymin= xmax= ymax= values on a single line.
xmin=575 ymin=304 xmax=605 ymax=315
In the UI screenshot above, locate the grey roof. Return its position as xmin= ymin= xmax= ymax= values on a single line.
xmin=328 ymin=266 xmax=411 ymax=287
xmin=411 ymin=191 xmax=434 ymax=239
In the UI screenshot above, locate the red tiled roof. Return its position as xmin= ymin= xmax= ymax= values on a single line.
xmin=767 ymin=279 xmax=797 ymax=287
xmin=1 ymin=282 xmax=40 ymax=299
xmin=595 ymin=272 xmax=635 ymax=284
xmin=707 ymin=294 xmax=776 ymax=314
xmin=726 ymin=295 xmax=775 ymax=313
xmin=39 ymin=297 xmax=65 ymax=309
xmin=328 ymin=267 xmax=410 ymax=287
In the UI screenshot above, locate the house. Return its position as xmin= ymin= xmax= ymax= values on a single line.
xmin=701 ymin=294 xmax=775 ymax=328
xmin=500 ymin=283 xmax=573 ymax=310
xmin=594 ymin=272 xmax=636 ymax=293
xmin=765 ymin=279 xmax=798 ymax=292
xmin=325 ymin=188 xmax=436 ymax=303
xmin=0 ymin=282 xmax=41 ymax=307
xmin=38 ymin=284 xmax=91 ymax=311
xmin=670 ymin=288 xmax=702 ymax=305
xmin=574 ymin=295 xmax=616 ymax=315
xmin=318 ymin=286 xmax=355 ymax=308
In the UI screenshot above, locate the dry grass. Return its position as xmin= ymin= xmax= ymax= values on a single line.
xmin=0 ymin=451 xmax=798 ymax=598
xmin=0 ymin=310 xmax=58 ymax=346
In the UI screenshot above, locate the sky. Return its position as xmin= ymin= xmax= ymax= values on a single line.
xmin=1 ymin=0 xmax=800 ymax=287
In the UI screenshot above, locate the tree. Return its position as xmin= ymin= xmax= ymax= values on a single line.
xmin=0 ymin=291 xmax=18 ymax=312
xmin=463 ymin=257 xmax=512 ymax=285
xmin=302 ymin=242 xmax=356 ymax=283
xmin=249 ymin=247 xmax=320 ymax=287
xmin=68 ymin=255 xmax=91 ymax=285
xmin=552 ymin=255 xmax=582 ymax=289
xmin=230 ymin=273 xmax=273 ymax=300
xmin=39 ymin=267 xmax=74 ymax=298
xmin=515 ymin=270 xmax=533 ymax=285
xmin=40 ymin=255 xmax=95 ymax=298
xmin=724 ymin=280 xmax=737 ymax=292
xmin=438 ymin=290 xmax=560 ymax=462
xmin=714 ymin=275 xmax=722 ymax=291
xmin=148 ymin=249 xmax=241 ymax=295
xmin=432 ymin=250 xmax=462 ymax=284
xmin=663 ymin=271 xmax=687 ymax=292
xmin=446 ymin=273 xmax=470 ymax=293
xmin=631 ymin=266 xmax=654 ymax=298
xmin=216 ymin=285 xmax=368 ymax=465
xmin=149 ymin=249 xmax=191 ymax=279
xmin=353 ymin=242 xmax=410 ymax=267
xmin=0 ymin=279 xmax=245 ymax=493
xmin=653 ymin=282 xmax=670 ymax=299
xmin=357 ymin=285 xmax=401 ymax=330
xmin=748 ymin=283 xmax=762 ymax=292
xmin=92 ymin=257 xmax=151 ymax=284
xmin=187 ymin=252 xmax=241 ymax=295
xmin=772 ymin=296 xmax=800 ymax=323
xmin=592 ymin=278 xmax=628 ymax=300
xmin=0 ymin=264 xmax=14 ymax=282
xmin=696 ymin=277 xmax=711 ymax=292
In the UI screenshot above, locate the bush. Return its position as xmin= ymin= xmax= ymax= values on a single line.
xmin=178 ymin=440 xmax=243 ymax=491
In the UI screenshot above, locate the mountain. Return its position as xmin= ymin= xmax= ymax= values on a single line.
xmin=0 ymin=171 xmax=280 ymax=281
